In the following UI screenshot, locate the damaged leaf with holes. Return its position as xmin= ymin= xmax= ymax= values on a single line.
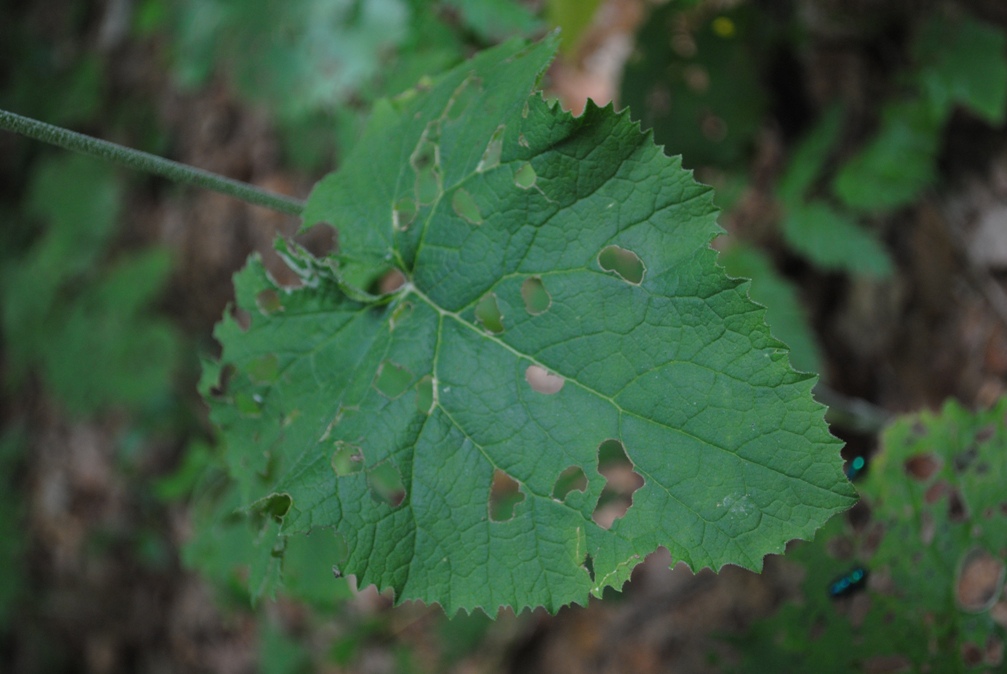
xmin=732 ymin=398 xmax=1007 ymax=673
xmin=206 ymin=34 xmax=856 ymax=614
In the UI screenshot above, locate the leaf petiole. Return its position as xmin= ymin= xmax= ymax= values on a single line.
xmin=0 ymin=108 xmax=305 ymax=216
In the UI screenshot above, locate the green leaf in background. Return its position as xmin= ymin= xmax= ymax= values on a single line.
xmin=207 ymin=36 xmax=856 ymax=614
xmin=832 ymin=99 xmax=942 ymax=213
xmin=776 ymin=105 xmax=844 ymax=208
xmin=620 ymin=2 xmax=767 ymax=170
xmin=175 ymin=0 xmax=410 ymax=120
xmin=782 ymin=201 xmax=893 ymax=278
xmin=0 ymin=155 xmax=180 ymax=415
xmin=546 ymin=0 xmax=605 ymax=54
xmin=719 ymin=244 xmax=822 ymax=373
xmin=443 ymin=0 xmax=542 ymax=43
xmin=915 ymin=14 xmax=1007 ymax=125
xmin=731 ymin=398 xmax=1007 ymax=673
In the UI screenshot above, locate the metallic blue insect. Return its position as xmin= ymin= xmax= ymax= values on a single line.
xmin=845 ymin=455 xmax=867 ymax=482
xmin=828 ymin=565 xmax=868 ymax=599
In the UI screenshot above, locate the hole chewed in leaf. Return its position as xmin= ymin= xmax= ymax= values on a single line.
xmin=948 ymin=488 xmax=968 ymax=522
xmin=514 ymin=162 xmax=537 ymax=189
xmin=255 ymin=289 xmax=283 ymax=315
xmin=393 ymin=197 xmax=418 ymax=231
xmin=379 ymin=269 xmax=406 ymax=294
xmin=582 ymin=553 xmax=596 ymax=582
xmin=904 ymin=453 xmax=940 ymax=481
xmin=475 ymin=293 xmax=504 ymax=334
xmin=477 ymin=124 xmax=505 ymax=173
xmin=598 ymin=245 xmax=645 ymax=285
xmin=552 ymin=466 xmax=587 ymax=501
xmin=209 ymin=363 xmax=235 ymax=398
xmin=415 ymin=375 xmax=434 ymax=414
xmin=592 ymin=439 xmax=644 ymax=529
xmin=489 ymin=469 xmax=524 ymax=522
xmin=452 ymin=188 xmax=482 ymax=225
xmin=411 ymin=129 xmax=441 ymax=205
xmin=956 ymin=548 xmax=1005 ymax=613
xmin=253 ymin=493 xmax=292 ymax=523
xmin=231 ymin=306 xmax=251 ymax=331
xmin=521 ymin=277 xmax=551 ymax=315
xmin=374 ymin=361 xmax=413 ymax=399
xmin=367 ymin=461 xmax=406 ymax=508
xmin=330 ymin=441 xmax=364 ymax=477
xmin=525 ymin=364 xmax=564 ymax=394
xmin=247 ymin=354 xmax=279 ymax=384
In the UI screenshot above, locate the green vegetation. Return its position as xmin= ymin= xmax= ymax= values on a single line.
xmin=733 ymin=399 xmax=1007 ymax=673
xmin=2 ymin=0 xmax=1007 ymax=670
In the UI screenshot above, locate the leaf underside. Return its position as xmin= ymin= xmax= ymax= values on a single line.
xmin=207 ymin=35 xmax=856 ymax=615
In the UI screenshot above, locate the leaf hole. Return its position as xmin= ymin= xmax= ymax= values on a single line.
xmin=209 ymin=364 xmax=235 ymax=398
xmin=249 ymin=493 xmax=292 ymax=527
xmin=953 ymin=446 xmax=979 ymax=473
xmin=393 ymin=197 xmax=418 ymax=231
xmin=976 ymin=424 xmax=996 ymax=443
xmin=451 ymin=188 xmax=483 ymax=225
xmin=330 ymin=441 xmax=364 ymax=477
xmin=948 ymin=488 xmax=968 ymax=522
xmin=411 ymin=136 xmax=441 ymax=205
xmin=415 ymin=375 xmax=434 ymax=415
xmin=367 ymin=461 xmax=406 ymax=508
xmin=476 ymin=124 xmax=505 ymax=173
xmin=963 ymin=643 xmax=984 ymax=668
xmin=374 ymin=361 xmax=413 ymax=399
xmin=924 ymin=480 xmax=949 ymax=504
xmin=514 ymin=162 xmax=537 ymax=190
xmin=551 ymin=466 xmax=587 ymax=501
xmin=525 ymin=364 xmax=564 ymax=394
xmin=904 ymin=453 xmax=940 ymax=481
xmin=475 ymin=293 xmax=504 ymax=334
xmin=255 ymin=289 xmax=283 ymax=315
xmin=247 ymin=354 xmax=279 ymax=384
xmin=378 ymin=269 xmax=406 ymax=294
xmin=956 ymin=548 xmax=1005 ymax=613
xmin=592 ymin=439 xmax=644 ymax=529
xmin=488 ymin=469 xmax=524 ymax=522
xmin=231 ymin=305 xmax=251 ymax=331
xmin=521 ymin=277 xmax=551 ymax=315
xmin=598 ymin=245 xmax=645 ymax=284
xmin=582 ymin=553 xmax=596 ymax=582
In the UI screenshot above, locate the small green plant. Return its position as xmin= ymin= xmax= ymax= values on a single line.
xmin=731 ymin=398 xmax=1007 ymax=672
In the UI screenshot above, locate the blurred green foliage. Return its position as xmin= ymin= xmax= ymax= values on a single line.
xmin=0 ymin=155 xmax=180 ymax=416
xmin=621 ymin=2 xmax=768 ymax=170
xmin=158 ymin=0 xmax=542 ymax=170
xmin=731 ymin=398 xmax=1007 ymax=673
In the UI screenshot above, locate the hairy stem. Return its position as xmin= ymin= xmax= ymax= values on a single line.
xmin=0 ymin=108 xmax=305 ymax=216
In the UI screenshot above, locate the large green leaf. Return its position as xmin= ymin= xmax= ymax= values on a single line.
xmin=207 ymin=36 xmax=856 ymax=614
